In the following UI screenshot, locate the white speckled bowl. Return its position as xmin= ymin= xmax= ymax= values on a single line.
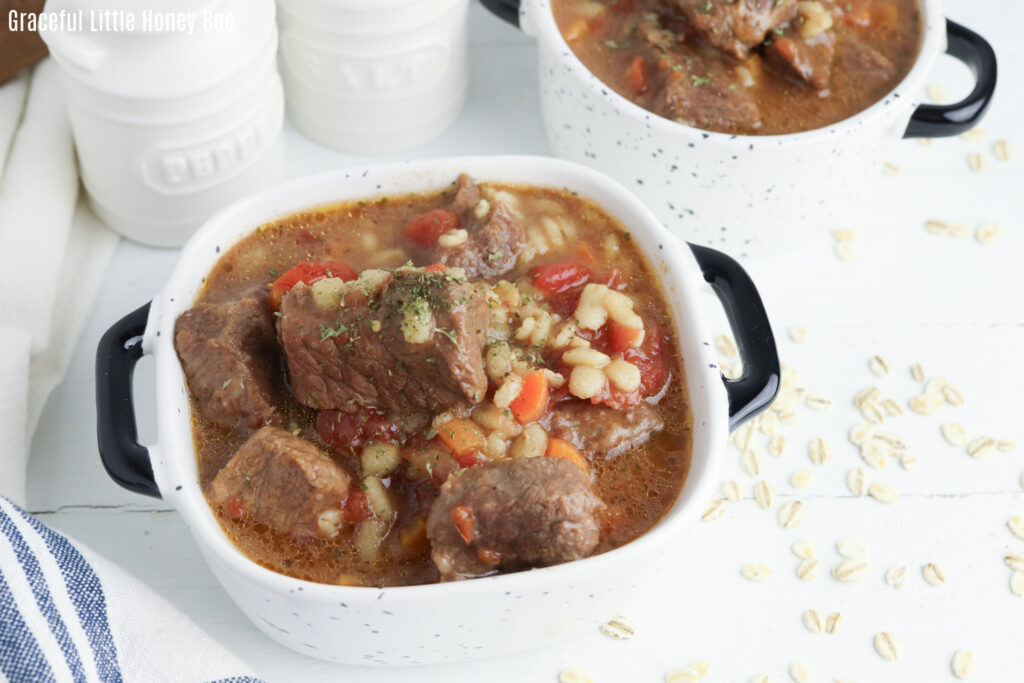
xmin=483 ymin=0 xmax=996 ymax=257
xmin=97 ymin=156 xmax=778 ymax=665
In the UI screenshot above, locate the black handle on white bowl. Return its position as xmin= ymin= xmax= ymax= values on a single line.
xmin=480 ymin=0 xmax=521 ymax=27
xmin=904 ymin=19 xmax=997 ymax=138
xmin=689 ymin=245 xmax=780 ymax=431
xmin=95 ymin=302 xmax=161 ymax=499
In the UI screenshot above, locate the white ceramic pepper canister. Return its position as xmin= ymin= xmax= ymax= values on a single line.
xmin=40 ymin=0 xmax=284 ymax=247
xmin=277 ymin=0 xmax=469 ymax=154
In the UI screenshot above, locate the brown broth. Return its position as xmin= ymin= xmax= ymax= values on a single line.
xmin=553 ymin=0 xmax=921 ymax=135
xmin=188 ymin=179 xmax=693 ymax=587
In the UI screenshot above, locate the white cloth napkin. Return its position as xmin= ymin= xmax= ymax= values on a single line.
xmin=0 ymin=60 xmax=118 ymax=506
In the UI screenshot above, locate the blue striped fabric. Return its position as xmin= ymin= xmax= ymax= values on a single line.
xmin=0 ymin=498 xmax=265 ymax=683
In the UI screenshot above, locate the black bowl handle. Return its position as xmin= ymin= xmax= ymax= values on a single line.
xmin=95 ymin=302 xmax=161 ymax=499
xmin=904 ymin=20 xmax=997 ymax=138
xmin=481 ymin=0 xmax=521 ymax=28
xmin=689 ymin=245 xmax=780 ymax=431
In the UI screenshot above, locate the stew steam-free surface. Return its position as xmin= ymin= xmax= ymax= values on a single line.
xmin=175 ymin=175 xmax=692 ymax=587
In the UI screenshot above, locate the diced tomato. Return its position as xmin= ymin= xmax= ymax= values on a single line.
xmin=269 ymin=260 xmax=357 ymax=310
xmin=316 ymin=407 xmax=401 ymax=454
xmin=576 ymin=323 xmax=613 ymax=355
xmin=403 ymin=208 xmax=460 ymax=247
xmin=423 ymin=262 xmax=447 ymax=272
xmin=623 ymin=318 xmax=668 ymax=396
xmin=604 ymin=268 xmax=626 ymax=291
xmin=454 ymin=449 xmax=487 ymax=469
xmin=530 ymin=260 xmax=591 ymax=295
xmin=627 ymin=55 xmax=647 ymax=95
xmin=224 ymin=496 xmax=245 ymax=520
xmin=343 ymin=489 xmax=373 ymax=522
xmin=591 ymin=317 xmax=668 ymax=410
xmin=609 ymin=321 xmax=643 ymax=354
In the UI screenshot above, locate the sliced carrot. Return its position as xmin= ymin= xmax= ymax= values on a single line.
xmin=224 ymin=496 xmax=245 ymax=520
xmin=509 ymin=371 xmax=550 ymax=425
xmin=773 ymin=37 xmax=797 ymax=61
xmin=576 ymin=242 xmax=596 ymax=267
xmin=627 ymin=55 xmax=647 ymax=95
xmin=546 ymin=437 xmax=589 ymax=473
xmin=436 ymin=418 xmax=487 ymax=455
xmin=450 ymin=505 xmax=475 ymax=544
xmin=562 ymin=18 xmax=589 ymax=43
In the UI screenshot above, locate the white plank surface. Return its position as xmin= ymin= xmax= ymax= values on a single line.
xmin=26 ymin=1 xmax=1024 ymax=681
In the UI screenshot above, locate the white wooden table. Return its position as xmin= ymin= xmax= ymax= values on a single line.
xmin=26 ymin=2 xmax=1024 ymax=681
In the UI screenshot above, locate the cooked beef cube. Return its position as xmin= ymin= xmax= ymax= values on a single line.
xmin=278 ymin=267 xmax=490 ymax=415
xmin=838 ymin=40 xmax=896 ymax=90
xmin=673 ymin=0 xmax=799 ymax=60
xmin=546 ymin=401 xmax=665 ymax=459
xmin=655 ymin=69 xmax=761 ymax=133
xmin=422 ymin=174 xmax=525 ymax=279
xmin=427 ymin=457 xmax=603 ymax=580
xmin=208 ymin=427 xmax=352 ymax=541
xmin=174 ymin=294 xmax=282 ymax=432
xmin=764 ymin=25 xmax=836 ymax=90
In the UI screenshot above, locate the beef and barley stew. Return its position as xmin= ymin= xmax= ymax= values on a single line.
xmin=175 ymin=174 xmax=692 ymax=587
xmin=553 ymin=0 xmax=921 ymax=135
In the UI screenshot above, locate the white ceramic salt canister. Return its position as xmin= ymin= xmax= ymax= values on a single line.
xmin=40 ymin=0 xmax=284 ymax=247
xmin=277 ymin=0 xmax=469 ymax=154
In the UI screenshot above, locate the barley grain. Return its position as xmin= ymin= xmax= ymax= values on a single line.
xmin=665 ymin=668 xmax=699 ymax=683
xmin=832 ymin=559 xmax=869 ymax=582
xmin=792 ymin=540 xmax=816 ymax=559
xmin=769 ymin=435 xmax=788 ymax=458
xmin=701 ymin=497 xmax=725 ymax=522
xmin=923 ymin=562 xmax=947 ymax=586
xmin=869 ymin=482 xmax=900 ymax=504
xmin=886 ymin=565 xmax=908 ymax=589
xmin=802 ymin=609 xmax=823 ymax=633
xmin=967 ymin=437 xmax=997 ymax=459
xmin=715 ymin=334 xmax=739 ymax=358
xmin=722 ymin=480 xmax=742 ymax=503
xmin=1008 ymin=517 xmax=1024 ymax=540
xmin=808 ymin=438 xmax=833 ymax=466
xmin=846 ymin=468 xmax=868 ymax=496
xmin=952 ymin=649 xmax=975 ymax=679
xmin=837 ymin=540 xmax=868 ymax=560
xmin=968 ymin=152 xmax=987 ymax=171
xmin=942 ymin=422 xmax=968 ymax=446
xmin=790 ymin=470 xmax=814 ymax=489
xmin=797 ymin=558 xmax=821 ymax=581
xmin=869 ymin=355 xmax=891 ymax=378
xmin=993 ymin=139 xmax=1012 ymax=161
xmin=911 ymin=363 xmax=925 ymax=382
xmin=874 ymin=632 xmax=901 ymax=661
xmin=789 ymin=661 xmax=811 ymax=683
xmin=742 ymin=563 xmax=772 ymax=581
xmin=560 ymin=668 xmax=593 ymax=683
xmin=825 ymin=612 xmax=843 ymax=634
xmin=1012 ymin=571 xmax=1024 ymax=596
xmin=742 ymin=448 xmax=764 ymax=477
xmin=599 ymin=616 xmax=636 ymax=640
xmin=755 ymin=481 xmax=776 ymax=510
xmin=778 ymin=501 xmax=806 ymax=529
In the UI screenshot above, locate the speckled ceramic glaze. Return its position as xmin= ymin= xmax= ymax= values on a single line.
xmin=520 ymin=0 xmax=946 ymax=257
xmin=143 ymin=157 xmax=732 ymax=665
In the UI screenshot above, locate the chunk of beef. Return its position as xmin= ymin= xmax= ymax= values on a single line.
xmin=764 ymin=25 xmax=836 ymax=90
xmin=672 ymin=0 xmax=799 ymax=60
xmin=838 ymin=39 xmax=896 ymax=90
xmin=174 ymin=293 xmax=281 ymax=433
xmin=427 ymin=457 xmax=603 ymax=580
xmin=208 ymin=427 xmax=351 ymax=541
xmin=654 ymin=69 xmax=761 ymax=133
xmin=278 ymin=267 xmax=490 ymax=415
xmin=422 ymin=174 xmax=525 ymax=279
xmin=546 ymin=401 xmax=665 ymax=459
